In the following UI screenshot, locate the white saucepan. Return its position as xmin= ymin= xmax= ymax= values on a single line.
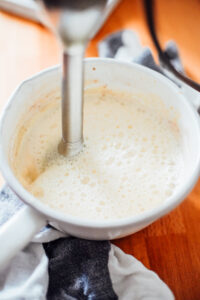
xmin=0 ymin=58 xmax=200 ymax=270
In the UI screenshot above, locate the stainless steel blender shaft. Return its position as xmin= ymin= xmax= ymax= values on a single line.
xmin=58 ymin=50 xmax=84 ymax=156
xmin=38 ymin=0 xmax=108 ymax=156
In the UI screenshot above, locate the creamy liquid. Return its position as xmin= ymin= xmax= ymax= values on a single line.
xmin=11 ymin=87 xmax=183 ymax=221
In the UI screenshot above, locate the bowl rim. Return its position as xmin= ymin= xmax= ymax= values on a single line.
xmin=0 ymin=57 xmax=200 ymax=229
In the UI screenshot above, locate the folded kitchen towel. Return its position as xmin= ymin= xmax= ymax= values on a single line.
xmin=98 ymin=30 xmax=184 ymax=79
xmin=0 ymin=187 xmax=173 ymax=300
xmin=0 ymin=29 xmax=192 ymax=300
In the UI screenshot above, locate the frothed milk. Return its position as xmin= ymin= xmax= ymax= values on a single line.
xmin=11 ymin=87 xmax=183 ymax=221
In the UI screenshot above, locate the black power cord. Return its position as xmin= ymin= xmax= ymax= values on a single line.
xmin=144 ymin=0 xmax=200 ymax=92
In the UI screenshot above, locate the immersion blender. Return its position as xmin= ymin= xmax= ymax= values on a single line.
xmin=38 ymin=0 xmax=108 ymax=156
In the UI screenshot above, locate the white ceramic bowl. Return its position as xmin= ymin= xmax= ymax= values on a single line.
xmin=0 ymin=58 xmax=200 ymax=269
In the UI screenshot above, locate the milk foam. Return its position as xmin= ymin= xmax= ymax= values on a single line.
xmin=12 ymin=87 xmax=183 ymax=221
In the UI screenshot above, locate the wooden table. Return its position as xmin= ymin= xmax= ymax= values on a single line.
xmin=0 ymin=0 xmax=200 ymax=299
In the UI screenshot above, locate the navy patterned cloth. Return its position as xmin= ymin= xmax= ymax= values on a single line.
xmin=44 ymin=238 xmax=117 ymax=300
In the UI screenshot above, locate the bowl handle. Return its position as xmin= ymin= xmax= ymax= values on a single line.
xmin=0 ymin=206 xmax=46 ymax=271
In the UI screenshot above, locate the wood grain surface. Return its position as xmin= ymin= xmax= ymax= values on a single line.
xmin=0 ymin=0 xmax=200 ymax=299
